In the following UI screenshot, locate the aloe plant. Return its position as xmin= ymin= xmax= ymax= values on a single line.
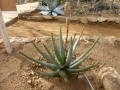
xmin=20 ymin=26 xmax=99 ymax=82
xmin=37 ymin=0 xmax=65 ymax=16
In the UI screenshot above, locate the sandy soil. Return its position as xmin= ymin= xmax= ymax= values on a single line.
xmin=0 ymin=20 xmax=120 ymax=90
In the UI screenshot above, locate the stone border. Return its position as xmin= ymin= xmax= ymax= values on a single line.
xmin=1 ymin=36 xmax=119 ymax=47
xmin=18 ymin=11 xmax=120 ymax=24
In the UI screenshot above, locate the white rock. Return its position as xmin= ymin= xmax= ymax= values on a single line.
xmin=98 ymin=67 xmax=120 ymax=90
xmin=107 ymin=18 xmax=115 ymax=22
xmin=41 ymin=36 xmax=51 ymax=42
xmin=0 ymin=39 xmax=3 ymax=44
xmin=27 ymin=80 xmax=32 ymax=84
xmin=43 ymin=16 xmax=52 ymax=20
xmin=115 ymin=18 xmax=120 ymax=23
xmin=97 ymin=17 xmax=107 ymax=22
xmin=10 ymin=37 xmax=36 ymax=43
xmin=37 ymin=78 xmax=53 ymax=90
xmin=87 ymin=17 xmax=97 ymax=22
xmin=80 ymin=17 xmax=88 ymax=24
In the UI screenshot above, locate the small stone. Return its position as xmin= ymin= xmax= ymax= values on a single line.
xmin=43 ymin=16 xmax=52 ymax=20
xmin=27 ymin=80 xmax=32 ymax=84
xmin=87 ymin=17 xmax=97 ymax=22
xmin=58 ymin=16 xmax=66 ymax=22
xmin=29 ymin=71 xmax=35 ymax=76
xmin=115 ymin=18 xmax=120 ymax=24
xmin=37 ymin=78 xmax=54 ymax=90
xmin=97 ymin=17 xmax=107 ymax=22
xmin=79 ymin=17 xmax=88 ymax=24
xmin=98 ymin=67 xmax=120 ymax=90
xmin=41 ymin=36 xmax=51 ymax=42
xmin=70 ymin=16 xmax=79 ymax=22
xmin=107 ymin=18 xmax=115 ymax=22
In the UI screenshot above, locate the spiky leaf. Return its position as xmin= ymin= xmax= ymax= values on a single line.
xmin=59 ymin=26 xmax=66 ymax=63
xmin=35 ymin=70 xmax=59 ymax=77
xmin=70 ymin=38 xmax=99 ymax=66
xmin=19 ymin=52 xmax=58 ymax=71
xmin=51 ymin=33 xmax=64 ymax=65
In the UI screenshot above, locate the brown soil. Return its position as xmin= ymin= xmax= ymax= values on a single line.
xmin=0 ymin=20 xmax=120 ymax=90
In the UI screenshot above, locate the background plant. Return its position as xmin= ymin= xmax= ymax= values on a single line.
xmin=37 ymin=0 xmax=65 ymax=16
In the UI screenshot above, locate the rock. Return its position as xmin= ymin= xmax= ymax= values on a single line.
xmin=98 ymin=67 xmax=120 ymax=90
xmin=114 ymin=39 xmax=120 ymax=49
xmin=87 ymin=36 xmax=100 ymax=42
xmin=52 ymin=16 xmax=58 ymax=20
xmin=41 ymin=36 xmax=51 ymax=42
xmin=27 ymin=80 xmax=32 ymax=84
xmin=115 ymin=18 xmax=120 ymax=24
xmin=87 ymin=17 xmax=97 ymax=22
xmin=27 ymin=16 xmax=43 ymax=21
xmin=107 ymin=18 xmax=115 ymax=22
xmin=58 ymin=16 xmax=66 ymax=22
xmin=37 ymin=78 xmax=54 ymax=90
xmin=97 ymin=17 xmax=107 ymax=22
xmin=0 ymin=39 xmax=3 ymax=44
xmin=79 ymin=17 xmax=88 ymax=24
xmin=10 ymin=37 xmax=37 ymax=43
xmin=70 ymin=16 xmax=79 ymax=22
xmin=105 ymin=36 xmax=116 ymax=45
xmin=43 ymin=16 xmax=52 ymax=20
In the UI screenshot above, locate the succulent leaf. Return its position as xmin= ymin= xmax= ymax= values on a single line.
xmin=59 ymin=26 xmax=66 ymax=64
xmin=53 ymin=9 xmax=65 ymax=15
xmin=35 ymin=70 xmax=59 ymax=77
xmin=54 ymin=5 xmax=65 ymax=10
xmin=19 ymin=52 xmax=58 ymax=71
xmin=32 ymin=42 xmax=55 ymax=63
xmin=67 ymin=63 xmax=99 ymax=73
xmin=72 ymin=29 xmax=84 ymax=54
xmin=52 ymin=12 xmax=58 ymax=16
xmin=37 ymin=6 xmax=49 ymax=11
xmin=70 ymin=52 xmax=92 ymax=69
xmin=39 ymin=11 xmax=50 ymax=15
xmin=64 ymin=37 xmax=73 ymax=66
xmin=70 ymin=38 xmax=99 ymax=66
xmin=43 ymin=43 xmax=62 ymax=68
xmin=58 ymin=69 xmax=68 ymax=82
xmin=51 ymin=33 xmax=64 ymax=65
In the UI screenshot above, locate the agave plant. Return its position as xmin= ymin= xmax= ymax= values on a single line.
xmin=37 ymin=0 xmax=65 ymax=16
xmin=20 ymin=27 xmax=99 ymax=82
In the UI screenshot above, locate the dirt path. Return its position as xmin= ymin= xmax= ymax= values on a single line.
xmin=6 ymin=20 xmax=120 ymax=39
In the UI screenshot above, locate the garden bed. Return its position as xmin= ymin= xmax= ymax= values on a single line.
xmin=18 ymin=10 xmax=120 ymax=24
xmin=0 ymin=19 xmax=120 ymax=90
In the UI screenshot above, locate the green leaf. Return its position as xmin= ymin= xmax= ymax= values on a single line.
xmin=43 ymin=43 xmax=62 ymax=68
xmin=32 ymin=42 xmax=55 ymax=63
xmin=19 ymin=52 xmax=58 ymax=71
xmin=34 ymin=70 xmax=59 ymax=77
xmin=70 ymin=38 xmax=99 ymax=66
xmin=72 ymin=29 xmax=84 ymax=54
xmin=59 ymin=26 xmax=66 ymax=63
xmin=51 ymin=33 xmax=64 ymax=65
xmin=70 ymin=52 xmax=92 ymax=69
xmin=64 ymin=37 xmax=73 ymax=66
xmin=58 ymin=69 xmax=68 ymax=82
xmin=67 ymin=63 xmax=99 ymax=73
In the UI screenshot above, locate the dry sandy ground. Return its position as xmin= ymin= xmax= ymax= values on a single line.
xmin=0 ymin=20 xmax=120 ymax=90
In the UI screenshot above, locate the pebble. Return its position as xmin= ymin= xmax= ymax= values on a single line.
xmin=27 ymin=80 xmax=32 ymax=84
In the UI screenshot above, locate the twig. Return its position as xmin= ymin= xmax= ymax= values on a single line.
xmin=84 ymin=74 xmax=95 ymax=90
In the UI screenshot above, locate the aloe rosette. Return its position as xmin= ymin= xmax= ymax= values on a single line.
xmin=20 ymin=26 xmax=99 ymax=81
xmin=37 ymin=0 xmax=65 ymax=16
